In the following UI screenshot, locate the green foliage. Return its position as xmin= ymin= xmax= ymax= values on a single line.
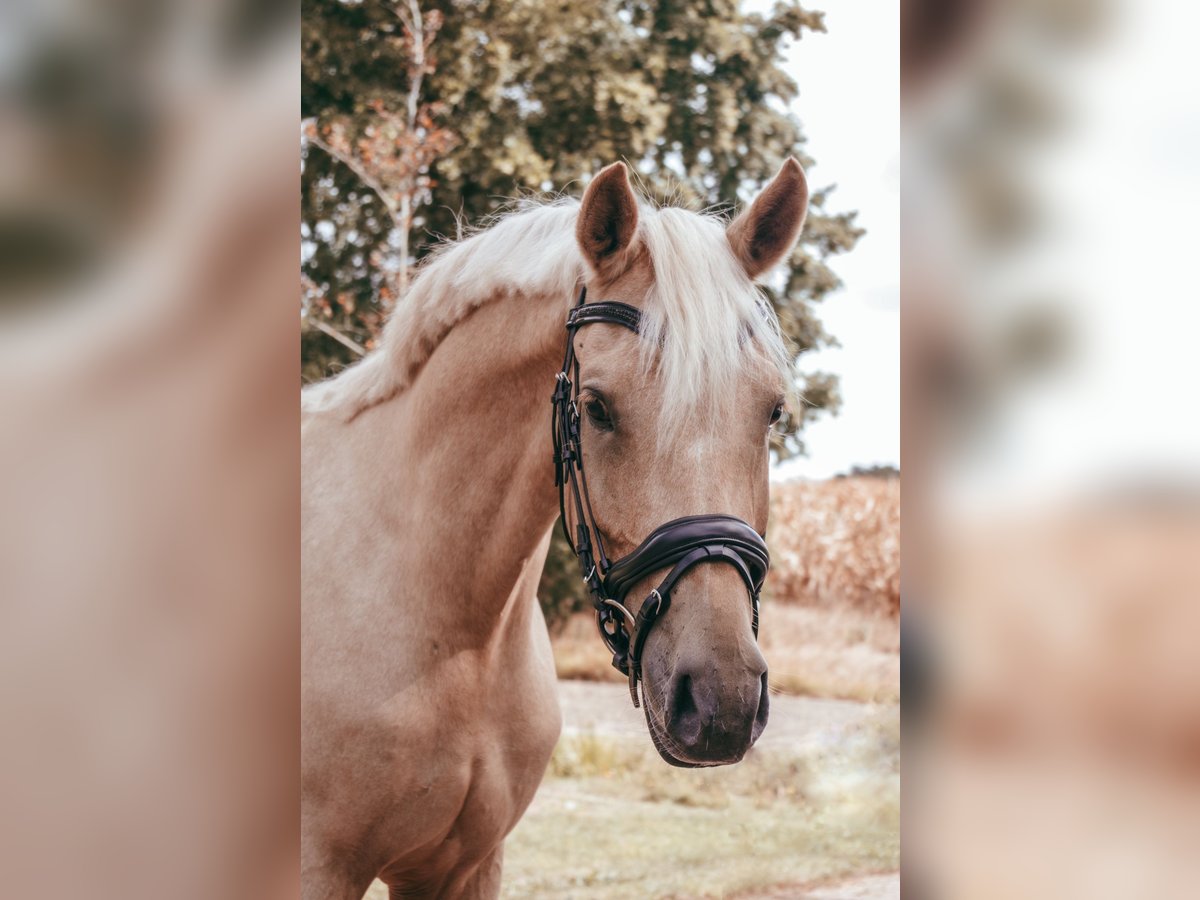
xmin=538 ymin=526 xmax=589 ymax=633
xmin=301 ymin=0 xmax=863 ymax=619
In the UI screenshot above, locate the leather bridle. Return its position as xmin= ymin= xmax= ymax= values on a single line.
xmin=551 ymin=286 xmax=771 ymax=708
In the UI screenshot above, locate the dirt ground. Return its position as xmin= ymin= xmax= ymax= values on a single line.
xmin=556 ymin=680 xmax=872 ymax=750
xmin=746 ymin=872 xmax=901 ymax=899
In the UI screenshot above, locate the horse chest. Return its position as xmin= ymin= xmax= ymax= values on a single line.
xmin=375 ymin=647 xmax=562 ymax=881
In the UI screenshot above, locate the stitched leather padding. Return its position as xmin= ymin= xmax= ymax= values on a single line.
xmin=565 ymin=300 xmax=643 ymax=333
xmin=603 ymin=514 xmax=769 ymax=602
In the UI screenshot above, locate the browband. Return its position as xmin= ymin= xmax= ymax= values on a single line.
xmin=552 ymin=286 xmax=771 ymax=707
xmin=565 ymin=300 xmax=643 ymax=333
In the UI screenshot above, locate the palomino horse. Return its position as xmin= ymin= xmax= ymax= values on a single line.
xmin=301 ymin=159 xmax=808 ymax=899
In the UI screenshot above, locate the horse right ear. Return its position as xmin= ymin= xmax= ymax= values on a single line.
xmin=727 ymin=157 xmax=809 ymax=281
xmin=577 ymin=162 xmax=639 ymax=276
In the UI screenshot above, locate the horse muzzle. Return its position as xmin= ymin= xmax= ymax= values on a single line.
xmin=595 ymin=514 xmax=769 ymax=708
xmin=650 ymin=653 xmax=770 ymax=767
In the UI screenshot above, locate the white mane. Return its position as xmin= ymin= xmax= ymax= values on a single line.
xmin=302 ymin=198 xmax=790 ymax=436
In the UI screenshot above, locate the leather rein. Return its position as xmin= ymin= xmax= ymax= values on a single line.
xmin=551 ymin=286 xmax=771 ymax=707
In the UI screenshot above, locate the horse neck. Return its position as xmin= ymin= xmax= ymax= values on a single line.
xmin=365 ymin=284 xmax=566 ymax=641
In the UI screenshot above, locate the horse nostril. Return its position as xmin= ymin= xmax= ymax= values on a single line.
xmin=667 ymin=673 xmax=702 ymax=744
xmin=661 ymin=662 xmax=768 ymax=763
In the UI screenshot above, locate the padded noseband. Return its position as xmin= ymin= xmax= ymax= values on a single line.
xmin=551 ymin=287 xmax=771 ymax=707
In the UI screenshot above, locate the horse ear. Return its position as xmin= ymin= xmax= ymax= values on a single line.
xmin=577 ymin=162 xmax=639 ymax=275
xmin=727 ymin=157 xmax=809 ymax=280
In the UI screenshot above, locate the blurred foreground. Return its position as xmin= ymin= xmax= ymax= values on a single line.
xmin=0 ymin=4 xmax=298 ymax=899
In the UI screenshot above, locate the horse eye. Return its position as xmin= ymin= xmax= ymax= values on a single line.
xmin=584 ymin=398 xmax=613 ymax=430
xmin=769 ymin=403 xmax=785 ymax=426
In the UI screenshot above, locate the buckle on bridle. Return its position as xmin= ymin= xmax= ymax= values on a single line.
xmin=600 ymin=597 xmax=637 ymax=635
xmin=552 ymin=372 xmax=571 ymax=403
xmin=647 ymin=588 xmax=663 ymax=617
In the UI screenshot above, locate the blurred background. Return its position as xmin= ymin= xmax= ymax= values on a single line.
xmin=302 ymin=1 xmax=899 ymax=898
xmin=904 ymin=0 xmax=1200 ymax=897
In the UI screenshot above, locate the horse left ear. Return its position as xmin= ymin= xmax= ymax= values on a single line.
xmin=727 ymin=157 xmax=809 ymax=280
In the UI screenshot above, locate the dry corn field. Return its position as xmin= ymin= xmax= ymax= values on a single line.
xmin=767 ymin=476 xmax=900 ymax=617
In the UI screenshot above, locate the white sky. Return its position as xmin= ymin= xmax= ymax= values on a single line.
xmin=763 ymin=1 xmax=901 ymax=480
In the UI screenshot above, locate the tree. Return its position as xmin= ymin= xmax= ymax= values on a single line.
xmin=301 ymin=0 xmax=458 ymax=380
xmin=302 ymin=0 xmax=865 ymax=625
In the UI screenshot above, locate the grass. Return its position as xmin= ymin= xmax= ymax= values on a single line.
xmin=500 ymin=706 xmax=900 ymax=899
